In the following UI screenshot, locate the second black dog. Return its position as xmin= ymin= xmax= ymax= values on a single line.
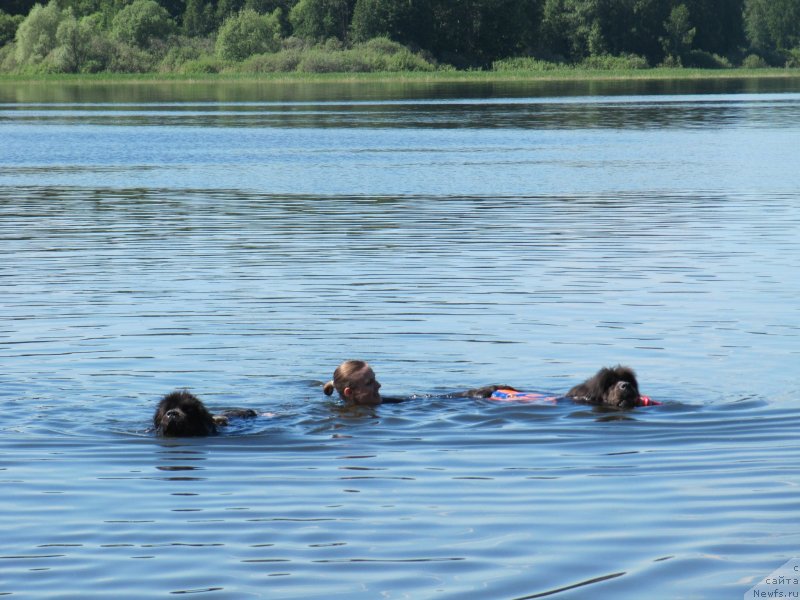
xmin=462 ymin=365 xmax=645 ymax=409
xmin=153 ymin=390 xmax=256 ymax=437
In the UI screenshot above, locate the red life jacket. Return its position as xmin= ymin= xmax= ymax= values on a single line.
xmin=489 ymin=389 xmax=558 ymax=403
xmin=490 ymin=388 xmax=661 ymax=406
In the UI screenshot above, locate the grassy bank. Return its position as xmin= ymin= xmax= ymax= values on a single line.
xmin=2 ymin=66 xmax=800 ymax=85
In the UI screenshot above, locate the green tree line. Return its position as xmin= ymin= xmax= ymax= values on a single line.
xmin=1 ymin=0 xmax=799 ymax=74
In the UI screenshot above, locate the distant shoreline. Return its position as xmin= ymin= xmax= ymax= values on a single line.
xmin=2 ymin=67 xmax=800 ymax=85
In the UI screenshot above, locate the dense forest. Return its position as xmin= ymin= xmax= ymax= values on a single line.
xmin=1 ymin=0 xmax=799 ymax=74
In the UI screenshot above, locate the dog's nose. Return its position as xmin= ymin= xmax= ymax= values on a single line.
xmin=165 ymin=409 xmax=180 ymax=419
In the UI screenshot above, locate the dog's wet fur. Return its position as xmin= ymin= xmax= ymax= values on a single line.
xmin=153 ymin=390 xmax=256 ymax=437
xmin=565 ymin=365 xmax=641 ymax=408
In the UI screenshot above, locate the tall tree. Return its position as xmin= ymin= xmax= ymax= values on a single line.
xmin=289 ymin=0 xmax=354 ymax=41
xmin=350 ymin=0 xmax=418 ymax=44
xmin=660 ymin=3 xmax=695 ymax=62
xmin=583 ymin=0 xmax=665 ymax=59
xmin=539 ymin=0 xmax=605 ymax=60
xmin=111 ymin=0 xmax=175 ymax=48
xmin=53 ymin=9 xmax=94 ymax=71
xmin=216 ymin=0 xmax=245 ymax=26
xmin=157 ymin=0 xmax=186 ymax=20
xmin=14 ymin=1 xmax=63 ymax=65
xmin=3 ymin=1 xmax=39 ymax=15
xmin=183 ymin=0 xmax=216 ymax=35
xmin=215 ymin=7 xmax=281 ymax=59
xmin=685 ymin=0 xmax=744 ymax=56
xmin=0 ymin=10 xmax=25 ymax=46
xmin=744 ymin=0 xmax=800 ymax=51
xmin=425 ymin=0 xmax=540 ymax=65
xmin=627 ymin=0 xmax=673 ymax=61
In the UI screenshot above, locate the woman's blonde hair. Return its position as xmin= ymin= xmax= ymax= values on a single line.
xmin=323 ymin=360 xmax=369 ymax=397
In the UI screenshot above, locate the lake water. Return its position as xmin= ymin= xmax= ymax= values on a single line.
xmin=1 ymin=77 xmax=799 ymax=599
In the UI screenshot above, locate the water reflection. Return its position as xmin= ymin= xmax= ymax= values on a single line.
xmin=4 ymin=94 xmax=800 ymax=131
xmin=2 ymin=76 xmax=800 ymax=104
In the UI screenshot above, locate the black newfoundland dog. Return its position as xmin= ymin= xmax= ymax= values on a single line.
xmin=464 ymin=365 xmax=649 ymax=409
xmin=153 ymin=390 xmax=256 ymax=437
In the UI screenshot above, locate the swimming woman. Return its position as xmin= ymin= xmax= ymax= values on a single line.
xmin=323 ymin=360 xmax=383 ymax=406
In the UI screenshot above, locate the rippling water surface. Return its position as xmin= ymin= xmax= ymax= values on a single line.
xmin=1 ymin=79 xmax=799 ymax=599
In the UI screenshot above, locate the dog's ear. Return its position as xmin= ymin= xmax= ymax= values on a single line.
xmin=613 ymin=365 xmax=638 ymax=387
xmin=565 ymin=381 xmax=590 ymax=402
xmin=596 ymin=367 xmax=613 ymax=383
xmin=571 ymin=368 xmax=605 ymax=403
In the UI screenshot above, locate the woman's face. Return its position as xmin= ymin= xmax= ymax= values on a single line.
xmin=344 ymin=366 xmax=382 ymax=405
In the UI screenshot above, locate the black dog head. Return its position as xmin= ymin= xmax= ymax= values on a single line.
xmin=154 ymin=390 xmax=217 ymax=437
xmin=566 ymin=366 xmax=641 ymax=408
